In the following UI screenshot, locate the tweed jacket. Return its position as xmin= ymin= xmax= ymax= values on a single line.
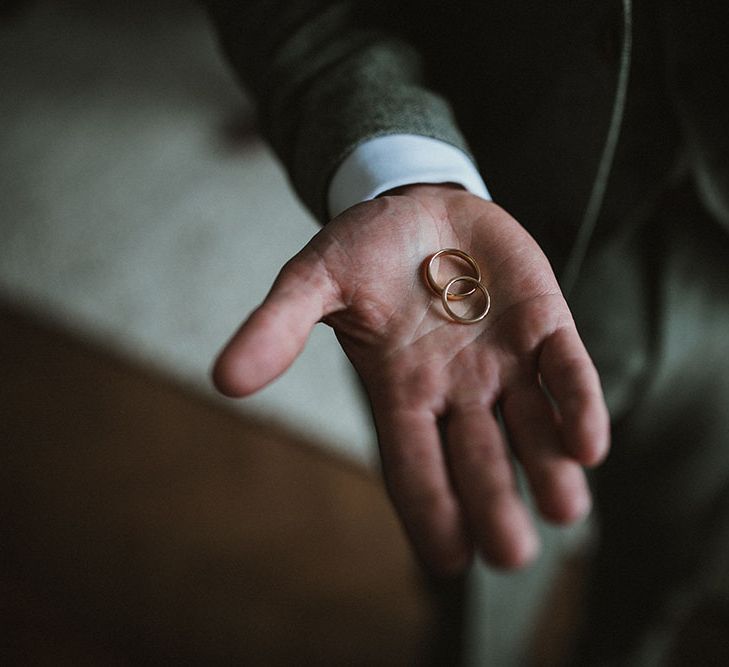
xmin=204 ymin=0 xmax=729 ymax=271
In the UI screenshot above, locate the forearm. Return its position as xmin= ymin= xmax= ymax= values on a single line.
xmin=202 ymin=0 xmax=473 ymax=221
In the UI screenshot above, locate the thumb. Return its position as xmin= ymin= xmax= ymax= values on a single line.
xmin=212 ymin=253 xmax=342 ymax=397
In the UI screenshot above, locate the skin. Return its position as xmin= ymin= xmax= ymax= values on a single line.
xmin=213 ymin=184 xmax=610 ymax=576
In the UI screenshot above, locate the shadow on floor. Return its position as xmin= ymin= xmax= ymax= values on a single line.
xmin=0 ymin=301 xmax=438 ymax=664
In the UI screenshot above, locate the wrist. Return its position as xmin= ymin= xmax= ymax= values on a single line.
xmin=381 ymin=182 xmax=468 ymax=198
xmin=380 ymin=182 xmax=489 ymax=215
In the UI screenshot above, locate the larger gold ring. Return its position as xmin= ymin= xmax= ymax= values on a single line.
xmin=441 ymin=276 xmax=491 ymax=324
xmin=426 ymin=248 xmax=481 ymax=301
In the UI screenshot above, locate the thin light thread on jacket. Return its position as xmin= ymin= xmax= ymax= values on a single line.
xmin=561 ymin=0 xmax=634 ymax=296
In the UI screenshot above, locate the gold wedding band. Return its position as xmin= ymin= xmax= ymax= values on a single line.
xmin=426 ymin=248 xmax=481 ymax=300
xmin=441 ymin=276 xmax=491 ymax=324
xmin=423 ymin=248 xmax=492 ymax=324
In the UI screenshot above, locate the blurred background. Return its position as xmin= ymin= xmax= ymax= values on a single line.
xmin=0 ymin=1 xmax=615 ymax=665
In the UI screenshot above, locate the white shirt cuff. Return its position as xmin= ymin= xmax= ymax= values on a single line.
xmin=327 ymin=134 xmax=491 ymax=218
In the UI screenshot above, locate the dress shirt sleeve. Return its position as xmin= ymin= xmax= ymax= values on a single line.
xmin=327 ymin=134 xmax=491 ymax=217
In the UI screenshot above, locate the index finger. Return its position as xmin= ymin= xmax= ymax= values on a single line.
xmin=538 ymin=326 xmax=610 ymax=467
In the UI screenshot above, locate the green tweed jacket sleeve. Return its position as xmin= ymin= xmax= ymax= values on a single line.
xmin=203 ymin=0 xmax=474 ymax=222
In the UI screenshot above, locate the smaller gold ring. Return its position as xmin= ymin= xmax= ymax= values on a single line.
xmin=426 ymin=248 xmax=481 ymax=301
xmin=441 ymin=276 xmax=491 ymax=324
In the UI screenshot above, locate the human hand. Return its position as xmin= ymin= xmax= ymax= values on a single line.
xmin=213 ymin=184 xmax=609 ymax=575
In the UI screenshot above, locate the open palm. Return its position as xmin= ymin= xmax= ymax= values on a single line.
xmin=214 ymin=184 xmax=609 ymax=574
